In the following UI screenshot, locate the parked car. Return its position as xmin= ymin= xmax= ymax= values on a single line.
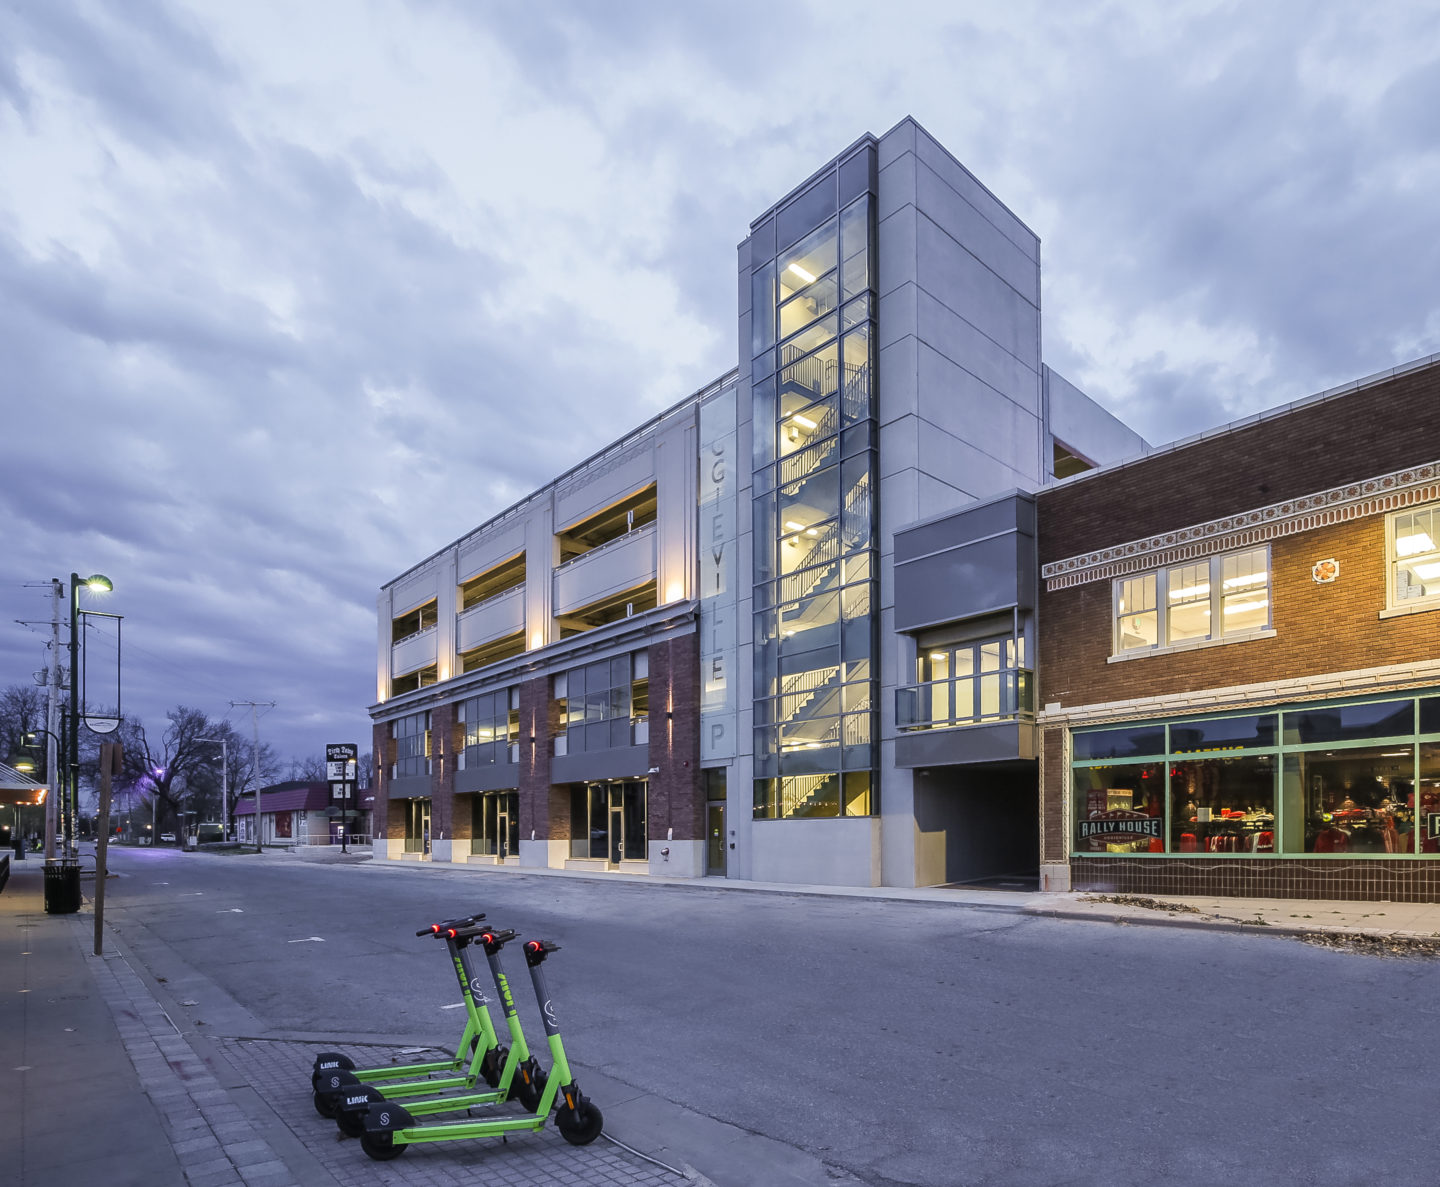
xmin=159 ymin=832 xmax=176 ymax=842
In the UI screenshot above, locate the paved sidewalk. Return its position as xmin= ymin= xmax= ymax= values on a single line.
xmin=9 ymin=848 xmax=1440 ymax=1187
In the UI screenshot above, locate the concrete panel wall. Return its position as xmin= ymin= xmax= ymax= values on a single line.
xmin=750 ymin=817 xmax=881 ymax=885
xmin=552 ymin=523 xmax=657 ymax=616
xmin=456 ymin=586 xmax=525 ymax=653
xmin=390 ymin=629 xmax=437 ymax=678
xmin=1043 ymin=366 xmax=1149 ymax=471
xmin=458 ymin=524 xmax=526 ymax=583
xmin=554 ymin=448 xmax=656 ymax=530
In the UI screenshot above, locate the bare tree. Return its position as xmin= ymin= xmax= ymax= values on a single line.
xmin=286 ymin=755 xmax=327 ymax=781
xmin=0 ymin=682 xmax=47 ymax=772
xmin=93 ymin=707 xmax=279 ymax=841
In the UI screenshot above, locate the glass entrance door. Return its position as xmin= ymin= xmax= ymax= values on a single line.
xmin=496 ymin=798 xmax=514 ymax=859
xmin=405 ymin=798 xmax=432 ymax=855
xmin=707 ymin=802 xmax=726 ymax=874
xmin=572 ymin=780 xmax=648 ymax=864
xmin=609 ymin=786 xmax=624 ymax=864
xmin=471 ymin=791 xmax=519 ymax=858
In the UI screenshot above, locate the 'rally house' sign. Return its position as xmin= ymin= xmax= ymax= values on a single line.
xmin=1078 ymin=811 xmax=1163 ymax=842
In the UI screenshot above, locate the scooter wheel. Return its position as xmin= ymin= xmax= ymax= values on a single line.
xmin=556 ymin=1100 xmax=604 ymax=1146
xmin=516 ymin=1065 xmax=547 ymax=1113
xmin=336 ymin=1107 xmax=366 ymax=1139
xmin=361 ymin=1131 xmax=405 ymax=1161
xmin=313 ymin=1090 xmax=337 ymax=1119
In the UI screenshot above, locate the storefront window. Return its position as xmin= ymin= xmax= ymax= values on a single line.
xmin=1169 ymin=755 xmax=1275 ymax=853
xmin=1284 ymin=699 xmax=1414 ymax=745
xmin=1074 ymin=694 xmax=1440 ymax=858
xmin=1418 ymin=743 xmax=1440 ymax=852
xmin=1073 ymin=724 xmax=1166 ymax=762
xmin=1074 ymin=764 xmax=1164 ymax=853
xmin=1295 ymin=746 xmax=1415 ymax=854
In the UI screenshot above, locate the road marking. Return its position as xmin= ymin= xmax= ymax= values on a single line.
xmin=153 ymin=882 xmax=169 ymax=886
xmin=179 ymin=892 xmax=203 ymax=897
xmin=217 ymin=908 xmax=244 ymax=913
xmin=287 ymin=937 xmax=325 ymax=943
xmin=440 ymin=1002 xmax=466 ymax=1010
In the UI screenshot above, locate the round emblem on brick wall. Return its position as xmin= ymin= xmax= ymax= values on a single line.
xmin=1312 ymin=558 xmax=1339 ymax=584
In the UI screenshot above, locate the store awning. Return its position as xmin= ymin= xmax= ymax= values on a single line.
xmin=0 ymin=762 xmax=47 ymax=805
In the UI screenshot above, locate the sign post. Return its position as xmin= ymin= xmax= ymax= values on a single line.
xmin=326 ymin=743 xmax=359 ymax=853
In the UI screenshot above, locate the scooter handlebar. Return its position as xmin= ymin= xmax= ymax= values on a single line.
xmin=415 ymin=912 xmax=486 ymax=937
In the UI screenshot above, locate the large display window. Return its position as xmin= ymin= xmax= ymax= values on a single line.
xmin=1071 ymin=693 xmax=1440 ymax=858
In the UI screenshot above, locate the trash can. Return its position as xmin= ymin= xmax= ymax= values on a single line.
xmin=12 ymin=837 xmax=24 ymax=861
xmin=44 ymin=858 xmax=81 ymax=915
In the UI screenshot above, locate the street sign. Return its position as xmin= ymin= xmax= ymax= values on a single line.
xmin=325 ymin=743 xmax=360 ymax=853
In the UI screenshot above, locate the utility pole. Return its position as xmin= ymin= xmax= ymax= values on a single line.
xmin=45 ymin=578 xmax=62 ymax=861
xmin=230 ymin=701 xmax=274 ymax=853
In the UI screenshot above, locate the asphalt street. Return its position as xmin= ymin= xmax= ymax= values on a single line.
xmin=95 ymin=847 xmax=1440 ymax=1186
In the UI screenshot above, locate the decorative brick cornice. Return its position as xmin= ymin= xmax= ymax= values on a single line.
xmin=1042 ymin=460 xmax=1440 ymax=590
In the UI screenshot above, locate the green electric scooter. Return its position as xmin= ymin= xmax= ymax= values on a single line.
xmin=312 ymin=914 xmax=506 ymax=1117
xmin=310 ymin=913 xmax=487 ymax=1091
xmin=331 ymin=925 xmax=546 ymax=1138
xmin=360 ymin=938 xmax=603 ymax=1161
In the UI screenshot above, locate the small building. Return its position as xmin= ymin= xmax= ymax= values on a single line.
xmin=1035 ymin=355 xmax=1440 ymax=901
xmin=234 ymin=781 xmax=372 ymax=847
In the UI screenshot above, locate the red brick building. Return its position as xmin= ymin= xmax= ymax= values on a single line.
xmin=1036 ymin=355 xmax=1440 ymax=900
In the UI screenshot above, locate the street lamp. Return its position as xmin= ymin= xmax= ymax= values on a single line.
xmin=197 ymin=737 xmax=228 ymax=842
xmin=67 ymin=572 xmax=112 ymax=856
xmin=21 ymin=728 xmax=63 ymax=859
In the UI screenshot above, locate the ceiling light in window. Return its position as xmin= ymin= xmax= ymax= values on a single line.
xmin=1411 ymin=561 xmax=1440 ymax=580
xmin=929 ymin=652 xmax=947 ymax=661
xmin=805 ymin=528 xmax=818 ymax=536
xmin=788 ymin=263 xmax=816 ymax=284
xmin=1168 ymin=582 xmax=1211 ymax=600
xmin=1397 ymin=530 xmax=1436 ymax=557
xmin=1224 ymin=598 xmax=1269 ymax=613
xmin=791 ymin=413 xmax=816 ymax=429
xmin=784 ymin=520 xmax=805 ymax=531
xmin=1222 ymin=574 xmax=1265 ymax=589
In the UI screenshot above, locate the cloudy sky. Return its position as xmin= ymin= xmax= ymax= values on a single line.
xmin=2 ymin=0 xmax=1437 ymax=765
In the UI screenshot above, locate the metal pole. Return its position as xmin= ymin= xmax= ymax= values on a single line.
xmin=45 ymin=578 xmax=61 ymax=861
xmin=67 ymin=572 xmax=79 ymax=858
xmin=251 ymin=709 xmax=261 ymax=852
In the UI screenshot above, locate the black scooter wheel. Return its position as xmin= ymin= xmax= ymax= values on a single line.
xmin=336 ymin=1107 xmax=366 ymax=1139
xmin=361 ymin=1131 xmax=405 ymax=1161
xmin=516 ymin=1064 xmax=547 ymax=1113
xmin=313 ymin=1090 xmax=337 ymax=1119
xmin=556 ymin=1100 xmax=604 ymax=1146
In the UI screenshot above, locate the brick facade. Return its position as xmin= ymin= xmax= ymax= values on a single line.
xmin=1037 ymin=359 xmax=1440 ymax=901
xmin=647 ymin=632 xmax=703 ymax=842
xmin=517 ymin=675 xmax=565 ymax=842
xmin=430 ymin=701 xmax=456 ymax=845
xmin=1038 ymin=364 xmax=1440 ymax=567
xmin=370 ymin=720 xmax=396 ymax=841
xmin=1039 ymin=513 xmax=1439 ymax=711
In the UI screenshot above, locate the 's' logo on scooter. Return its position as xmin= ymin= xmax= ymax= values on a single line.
xmin=543 ymin=999 xmax=558 ymax=1027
